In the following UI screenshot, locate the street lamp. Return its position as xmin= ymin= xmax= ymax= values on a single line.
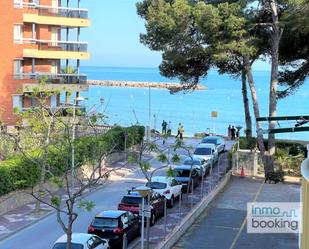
xmin=135 ymin=186 xmax=151 ymax=249
xmin=71 ymin=96 xmax=85 ymax=189
xmin=236 ymin=125 xmax=242 ymax=173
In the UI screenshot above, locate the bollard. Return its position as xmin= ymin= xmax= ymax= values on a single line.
xmin=122 ymin=233 xmax=128 ymax=249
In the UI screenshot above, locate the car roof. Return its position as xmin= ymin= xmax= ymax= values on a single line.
xmin=174 ymin=165 xmax=199 ymax=170
xmin=55 ymin=233 xmax=94 ymax=244
xmin=197 ymin=143 xmax=215 ymax=148
xmin=151 ymin=176 xmax=173 ymax=183
xmin=203 ymin=136 xmax=222 ymax=140
xmin=95 ymin=210 xmax=126 ymax=218
xmin=185 ymin=156 xmax=204 ymax=162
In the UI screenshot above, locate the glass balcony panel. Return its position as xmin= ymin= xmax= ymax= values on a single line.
xmin=16 ymin=73 xmax=87 ymax=84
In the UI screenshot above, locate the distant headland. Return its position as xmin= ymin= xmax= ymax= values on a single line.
xmin=87 ymin=80 xmax=206 ymax=91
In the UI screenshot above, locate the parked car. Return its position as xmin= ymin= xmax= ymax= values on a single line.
xmin=183 ymin=157 xmax=212 ymax=176
xmin=201 ymin=136 xmax=226 ymax=154
xmin=194 ymin=143 xmax=218 ymax=163
xmin=52 ymin=233 xmax=109 ymax=249
xmin=145 ymin=176 xmax=182 ymax=208
xmin=88 ymin=210 xmax=140 ymax=249
xmin=173 ymin=165 xmax=201 ymax=192
xmin=118 ymin=190 xmax=165 ymax=225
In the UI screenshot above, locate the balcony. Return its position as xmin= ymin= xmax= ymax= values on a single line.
xmin=20 ymin=2 xmax=90 ymax=27
xmin=17 ymin=73 xmax=88 ymax=92
xmin=23 ymin=39 xmax=89 ymax=60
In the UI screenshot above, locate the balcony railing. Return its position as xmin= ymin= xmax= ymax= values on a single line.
xmin=16 ymin=73 xmax=87 ymax=84
xmin=22 ymin=105 xmax=86 ymax=116
xmin=23 ymin=38 xmax=88 ymax=52
xmin=17 ymin=2 xmax=88 ymax=19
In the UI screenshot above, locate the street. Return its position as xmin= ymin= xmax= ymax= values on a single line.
xmin=0 ymin=137 xmax=233 ymax=249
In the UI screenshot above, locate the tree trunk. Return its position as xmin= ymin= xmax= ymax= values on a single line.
xmin=66 ymin=201 xmax=74 ymax=249
xmin=34 ymin=163 xmax=46 ymax=214
xmin=267 ymin=0 xmax=282 ymax=173
xmin=241 ymin=66 xmax=252 ymax=138
xmin=245 ymin=57 xmax=267 ymax=168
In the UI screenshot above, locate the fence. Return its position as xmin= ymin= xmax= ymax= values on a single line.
xmin=231 ymin=149 xmax=264 ymax=177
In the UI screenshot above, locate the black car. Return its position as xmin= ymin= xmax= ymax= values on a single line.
xmin=173 ymin=165 xmax=201 ymax=192
xmin=118 ymin=189 xmax=165 ymax=226
xmin=88 ymin=210 xmax=140 ymax=249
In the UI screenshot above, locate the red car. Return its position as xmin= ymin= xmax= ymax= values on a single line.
xmin=118 ymin=189 xmax=165 ymax=226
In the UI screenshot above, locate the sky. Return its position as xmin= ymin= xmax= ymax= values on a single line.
xmin=80 ymin=0 xmax=270 ymax=70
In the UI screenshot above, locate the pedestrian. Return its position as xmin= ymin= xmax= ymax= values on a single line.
xmin=167 ymin=121 xmax=172 ymax=135
xmin=162 ymin=120 xmax=167 ymax=134
xmin=179 ymin=124 xmax=184 ymax=140
xmin=228 ymin=125 xmax=231 ymax=139
xmin=176 ymin=123 xmax=181 ymax=138
xmin=231 ymin=126 xmax=236 ymax=140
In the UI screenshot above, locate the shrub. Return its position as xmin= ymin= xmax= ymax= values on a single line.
xmin=0 ymin=125 xmax=145 ymax=196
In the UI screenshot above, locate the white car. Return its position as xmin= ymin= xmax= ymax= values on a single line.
xmin=193 ymin=143 xmax=218 ymax=163
xmin=183 ymin=156 xmax=212 ymax=176
xmin=146 ymin=176 xmax=182 ymax=208
xmin=52 ymin=233 xmax=109 ymax=249
xmin=200 ymin=136 xmax=226 ymax=154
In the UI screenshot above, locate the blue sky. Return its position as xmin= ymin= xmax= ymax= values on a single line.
xmin=80 ymin=0 xmax=270 ymax=70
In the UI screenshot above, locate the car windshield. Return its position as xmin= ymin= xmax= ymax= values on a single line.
xmin=184 ymin=159 xmax=201 ymax=166
xmin=92 ymin=217 xmax=118 ymax=228
xmin=146 ymin=182 xmax=167 ymax=189
xmin=202 ymin=138 xmax=217 ymax=145
xmin=52 ymin=243 xmax=83 ymax=249
xmin=175 ymin=169 xmax=191 ymax=177
xmin=194 ymin=147 xmax=212 ymax=155
xmin=122 ymin=196 xmax=142 ymax=205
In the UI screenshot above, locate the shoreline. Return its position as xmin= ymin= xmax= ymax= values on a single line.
xmin=87 ymin=79 xmax=206 ymax=90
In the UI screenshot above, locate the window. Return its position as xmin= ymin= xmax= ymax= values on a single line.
xmin=87 ymin=236 xmax=102 ymax=249
xmin=14 ymin=0 xmax=22 ymax=8
xmin=14 ymin=60 xmax=23 ymax=79
xmin=13 ymin=24 xmax=23 ymax=43
xmin=12 ymin=95 xmax=22 ymax=111
xmin=92 ymin=218 xmax=119 ymax=228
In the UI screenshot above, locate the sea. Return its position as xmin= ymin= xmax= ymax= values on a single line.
xmin=78 ymin=66 xmax=309 ymax=141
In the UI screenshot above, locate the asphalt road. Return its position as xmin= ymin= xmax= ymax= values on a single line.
xmin=0 ymin=138 xmax=202 ymax=249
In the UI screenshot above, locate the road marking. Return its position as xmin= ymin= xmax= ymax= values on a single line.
xmin=228 ymin=180 xmax=264 ymax=249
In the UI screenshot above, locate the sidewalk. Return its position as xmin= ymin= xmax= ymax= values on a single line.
xmin=173 ymin=176 xmax=301 ymax=249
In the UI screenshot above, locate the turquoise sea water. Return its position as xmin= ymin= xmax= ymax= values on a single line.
xmin=79 ymin=66 xmax=309 ymax=141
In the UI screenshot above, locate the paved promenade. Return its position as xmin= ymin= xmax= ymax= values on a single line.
xmin=173 ymin=176 xmax=300 ymax=249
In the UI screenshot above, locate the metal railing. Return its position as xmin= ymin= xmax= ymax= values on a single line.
xmin=18 ymin=2 xmax=88 ymax=19
xmin=21 ymin=105 xmax=86 ymax=116
xmin=16 ymin=73 xmax=87 ymax=84
xmin=23 ymin=38 xmax=88 ymax=52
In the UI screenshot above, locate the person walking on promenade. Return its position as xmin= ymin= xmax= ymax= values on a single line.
xmin=167 ymin=121 xmax=172 ymax=135
xmin=231 ymin=126 xmax=236 ymax=140
xmin=162 ymin=120 xmax=167 ymax=134
xmin=228 ymin=125 xmax=231 ymax=139
xmin=176 ymin=123 xmax=181 ymax=138
xmin=179 ymin=124 xmax=184 ymax=140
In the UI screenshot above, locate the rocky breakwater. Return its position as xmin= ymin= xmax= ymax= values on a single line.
xmin=87 ymin=80 xmax=206 ymax=91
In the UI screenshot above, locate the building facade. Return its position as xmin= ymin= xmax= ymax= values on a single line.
xmin=0 ymin=0 xmax=90 ymax=126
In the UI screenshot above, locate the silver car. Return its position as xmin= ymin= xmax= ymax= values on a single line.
xmin=200 ymin=136 xmax=226 ymax=154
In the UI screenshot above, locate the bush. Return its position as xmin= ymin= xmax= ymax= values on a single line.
xmin=0 ymin=125 xmax=145 ymax=196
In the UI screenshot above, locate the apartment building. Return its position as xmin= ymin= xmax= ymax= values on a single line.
xmin=0 ymin=0 xmax=90 ymax=127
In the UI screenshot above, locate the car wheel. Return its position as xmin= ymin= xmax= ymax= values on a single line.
xmin=168 ymin=196 xmax=174 ymax=208
xmin=150 ymin=213 xmax=156 ymax=226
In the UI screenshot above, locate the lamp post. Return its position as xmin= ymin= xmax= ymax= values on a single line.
xmin=147 ymin=86 xmax=151 ymax=142
xmin=135 ymin=186 xmax=151 ymax=249
xmin=72 ymin=96 xmax=85 ymax=189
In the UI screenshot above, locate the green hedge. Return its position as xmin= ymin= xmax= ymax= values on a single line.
xmin=0 ymin=125 xmax=145 ymax=196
